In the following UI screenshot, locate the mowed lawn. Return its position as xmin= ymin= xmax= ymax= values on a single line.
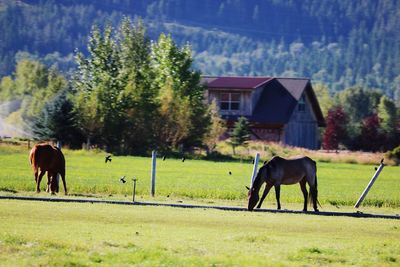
xmin=0 ymin=145 xmax=399 ymax=210
xmin=0 ymin=200 xmax=399 ymax=266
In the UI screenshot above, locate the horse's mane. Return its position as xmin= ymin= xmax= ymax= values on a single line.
xmin=252 ymin=164 xmax=267 ymax=192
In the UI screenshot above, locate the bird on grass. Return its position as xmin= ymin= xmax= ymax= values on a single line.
xmin=229 ymin=171 xmax=232 ymax=175
xmin=182 ymin=157 xmax=186 ymax=162
xmin=120 ymin=176 xmax=126 ymax=183
xmin=162 ymin=155 xmax=167 ymax=161
xmin=105 ymin=155 xmax=112 ymax=163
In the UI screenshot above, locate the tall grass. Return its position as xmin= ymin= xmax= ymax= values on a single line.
xmin=217 ymin=141 xmax=396 ymax=165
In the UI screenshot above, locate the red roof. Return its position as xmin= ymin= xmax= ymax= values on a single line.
xmin=203 ymin=76 xmax=273 ymax=89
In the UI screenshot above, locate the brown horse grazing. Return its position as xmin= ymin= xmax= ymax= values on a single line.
xmin=247 ymin=156 xmax=319 ymax=212
xmin=29 ymin=143 xmax=67 ymax=195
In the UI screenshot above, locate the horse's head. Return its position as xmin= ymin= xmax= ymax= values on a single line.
xmin=247 ymin=165 xmax=268 ymax=211
xmin=247 ymin=186 xmax=259 ymax=211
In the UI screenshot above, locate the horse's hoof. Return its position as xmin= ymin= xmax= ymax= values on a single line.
xmin=314 ymin=209 xmax=320 ymax=212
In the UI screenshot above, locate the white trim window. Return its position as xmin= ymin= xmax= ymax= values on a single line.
xmin=219 ymin=92 xmax=241 ymax=111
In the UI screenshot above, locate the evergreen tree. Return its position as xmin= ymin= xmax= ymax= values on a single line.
xmin=32 ymin=90 xmax=83 ymax=148
xmin=230 ymin=116 xmax=251 ymax=154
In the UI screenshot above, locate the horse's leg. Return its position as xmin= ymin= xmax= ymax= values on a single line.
xmin=36 ymin=171 xmax=46 ymax=193
xmin=46 ymin=172 xmax=51 ymax=193
xmin=299 ymin=178 xmax=308 ymax=212
xmin=274 ymin=185 xmax=281 ymax=210
xmin=256 ymin=183 xmax=273 ymax=209
xmin=48 ymin=172 xmax=57 ymax=195
xmin=33 ymin=169 xmax=39 ymax=186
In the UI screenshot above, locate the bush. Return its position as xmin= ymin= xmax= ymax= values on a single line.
xmin=386 ymin=146 xmax=400 ymax=165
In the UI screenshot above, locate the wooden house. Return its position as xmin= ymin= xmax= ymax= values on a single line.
xmin=202 ymin=76 xmax=326 ymax=149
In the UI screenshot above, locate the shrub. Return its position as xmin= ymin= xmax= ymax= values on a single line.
xmin=386 ymin=146 xmax=400 ymax=165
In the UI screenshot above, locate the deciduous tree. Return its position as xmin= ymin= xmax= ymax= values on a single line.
xmin=322 ymin=106 xmax=348 ymax=150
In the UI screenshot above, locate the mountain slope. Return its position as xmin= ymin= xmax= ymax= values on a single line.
xmin=0 ymin=0 xmax=399 ymax=97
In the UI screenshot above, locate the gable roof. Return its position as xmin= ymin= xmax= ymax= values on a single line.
xmin=203 ymin=76 xmax=273 ymax=89
xmin=251 ymin=79 xmax=298 ymax=125
xmin=203 ymin=76 xmax=326 ymax=127
xmin=276 ymin=78 xmax=309 ymax=100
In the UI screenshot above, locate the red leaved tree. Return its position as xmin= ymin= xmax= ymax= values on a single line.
xmin=359 ymin=113 xmax=385 ymax=151
xmin=322 ymin=106 xmax=348 ymax=150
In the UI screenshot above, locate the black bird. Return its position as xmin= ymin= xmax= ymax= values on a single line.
xmin=105 ymin=155 xmax=112 ymax=163
xmin=120 ymin=176 xmax=126 ymax=183
xmin=162 ymin=155 xmax=166 ymax=161
xmin=229 ymin=171 xmax=232 ymax=175
xmin=182 ymin=157 xmax=185 ymax=162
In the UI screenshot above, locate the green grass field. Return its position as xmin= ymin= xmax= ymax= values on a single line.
xmin=1 ymin=144 xmax=400 ymax=266
xmin=0 ymin=144 xmax=399 ymax=210
xmin=0 ymin=200 xmax=399 ymax=266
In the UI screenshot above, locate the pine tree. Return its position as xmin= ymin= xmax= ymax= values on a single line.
xmin=230 ymin=116 xmax=251 ymax=154
xmin=32 ymin=91 xmax=83 ymax=148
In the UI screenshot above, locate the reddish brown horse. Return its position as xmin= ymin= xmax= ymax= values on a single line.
xmin=29 ymin=143 xmax=67 ymax=195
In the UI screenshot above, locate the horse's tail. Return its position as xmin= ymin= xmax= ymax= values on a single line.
xmin=29 ymin=146 xmax=39 ymax=172
xmin=308 ymin=161 xmax=322 ymax=209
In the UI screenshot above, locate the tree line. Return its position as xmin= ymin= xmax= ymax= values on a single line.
xmin=0 ymin=18 xmax=225 ymax=155
xmin=318 ymin=85 xmax=399 ymax=152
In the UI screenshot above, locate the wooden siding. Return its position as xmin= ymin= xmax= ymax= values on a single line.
xmin=283 ymin=92 xmax=319 ymax=149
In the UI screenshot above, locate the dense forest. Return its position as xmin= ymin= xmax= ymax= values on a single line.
xmin=0 ymin=0 xmax=399 ymax=98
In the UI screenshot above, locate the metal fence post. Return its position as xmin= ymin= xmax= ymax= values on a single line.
xmin=151 ymin=150 xmax=156 ymax=197
xmin=354 ymin=159 xmax=385 ymax=208
xmin=250 ymin=152 xmax=260 ymax=188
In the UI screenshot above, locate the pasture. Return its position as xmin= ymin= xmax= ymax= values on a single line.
xmin=0 ymin=144 xmax=399 ymax=211
xmin=1 ymin=199 xmax=399 ymax=266
xmin=0 ymin=143 xmax=400 ymax=266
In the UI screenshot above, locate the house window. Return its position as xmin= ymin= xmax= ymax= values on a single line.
xmin=220 ymin=93 xmax=240 ymax=111
xmin=298 ymin=94 xmax=306 ymax=112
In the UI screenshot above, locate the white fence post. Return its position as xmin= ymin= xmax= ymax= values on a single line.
xmin=250 ymin=152 xmax=260 ymax=188
xmin=354 ymin=159 xmax=385 ymax=208
xmin=151 ymin=150 xmax=156 ymax=197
